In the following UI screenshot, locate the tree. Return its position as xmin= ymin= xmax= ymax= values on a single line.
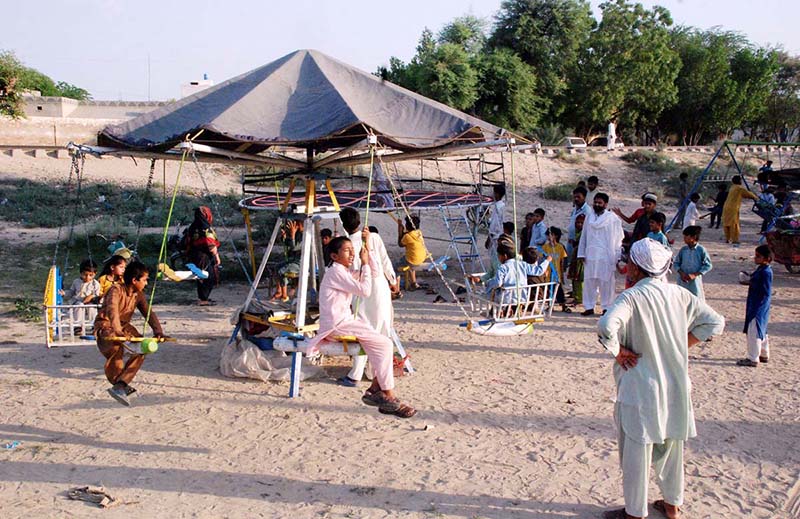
xmin=758 ymin=51 xmax=800 ymax=141
xmin=565 ymin=0 xmax=680 ymax=140
xmin=489 ymin=0 xmax=595 ymax=120
xmin=658 ymin=28 xmax=778 ymax=144
xmin=0 ymin=50 xmax=25 ymax=118
xmin=438 ymin=15 xmax=487 ymax=57
xmin=474 ymin=48 xmax=543 ymax=133
xmin=56 ymin=81 xmax=92 ymax=101
xmin=17 ymin=67 xmax=59 ymax=96
xmin=379 ymin=28 xmax=479 ymax=111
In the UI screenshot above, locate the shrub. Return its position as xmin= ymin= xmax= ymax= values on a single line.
xmin=543 ymin=182 xmax=576 ymax=201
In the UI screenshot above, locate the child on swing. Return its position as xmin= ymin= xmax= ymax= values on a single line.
xmin=97 ymin=254 xmax=128 ymax=299
xmin=309 ymin=231 xmax=416 ymax=418
xmin=94 ymin=261 xmax=165 ymax=406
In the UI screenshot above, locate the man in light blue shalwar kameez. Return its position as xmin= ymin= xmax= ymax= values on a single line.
xmin=597 ymin=238 xmax=725 ymax=519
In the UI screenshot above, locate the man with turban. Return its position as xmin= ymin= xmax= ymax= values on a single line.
xmin=578 ymin=192 xmax=624 ymax=316
xmin=598 ymin=238 xmax=726 ymax=519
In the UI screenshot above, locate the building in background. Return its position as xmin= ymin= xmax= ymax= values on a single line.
xmin=181 ymin=74 xmax=214 ymax=99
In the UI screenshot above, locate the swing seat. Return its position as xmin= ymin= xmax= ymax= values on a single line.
xmin=462 ymin=279 xmax=559 ymax=336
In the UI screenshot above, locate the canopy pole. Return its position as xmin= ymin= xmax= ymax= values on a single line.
xmin=243 ymin=207 xmax=257 ymax=280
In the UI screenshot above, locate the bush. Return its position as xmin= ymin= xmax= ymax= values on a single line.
xmin=553 ymin=149 xmax=584 ymax=164
xmin=14 ymin=298 xmax=41 ymax=322
xmin=543 ymin=182 xmax=576 ymax=201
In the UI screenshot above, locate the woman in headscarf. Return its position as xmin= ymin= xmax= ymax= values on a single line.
xmin=184 ymin=206 xmax=221 ymax=306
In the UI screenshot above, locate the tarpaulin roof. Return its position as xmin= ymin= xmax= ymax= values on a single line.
xmin=98 ymin=49 xmax=504 ymax=155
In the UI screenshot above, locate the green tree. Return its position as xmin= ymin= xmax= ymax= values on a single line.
xmin=438 ymin=15 xmax=487 ymax=57
xmin=658 ymin=28 xmax=777 ymax=144
xmin=56 ymin=81 xmax=92 ymax=101
xmin=759 ymin=51 xmax=800 ymax=141
xmin=17 ymin=67 xmax=59 ymax=96
xmin=380 ymin=28 xmax=479 ymax=111
xmin=489 ymin=0 xmax=595 ymax=120
xmin=566 ymin=0 xmax=680 ymax=140
xmin=0 ymin=50 xmax=25 ymax=118
xmin=474 ymin=48 xmax=542 ymax=133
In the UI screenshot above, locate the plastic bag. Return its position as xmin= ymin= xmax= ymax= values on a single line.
xmin=219 ymin=337 xmax=324 ymax=382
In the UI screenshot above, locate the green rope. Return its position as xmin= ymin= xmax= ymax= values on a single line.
xmin=142 ymin=147 xmax=188 ymax=334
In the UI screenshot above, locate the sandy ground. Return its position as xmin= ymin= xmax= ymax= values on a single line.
xmin=0 ymin=151 xmax=799 ymax=518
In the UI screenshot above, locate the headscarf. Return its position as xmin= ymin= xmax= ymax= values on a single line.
xmin=630 ymin=238 xmax=672 ymax=278
xmin=643 ymin=192 xmax=658 ymax=203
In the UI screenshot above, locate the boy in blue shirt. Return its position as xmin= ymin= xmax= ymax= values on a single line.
xmin=471 ymin=243 xmax=551 ymax=304
xmin=673 ymin=226 xmax=712 ymax=302
xmin=646 ymin=212 xmax=670 ymax=248
xmin=737 ymin=245 xmax=773 ymax=367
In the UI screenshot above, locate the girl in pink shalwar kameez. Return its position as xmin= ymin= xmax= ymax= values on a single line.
xmin=310 ymin=232 xmax=416 ymax=418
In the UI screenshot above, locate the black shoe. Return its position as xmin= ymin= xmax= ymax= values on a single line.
xmin=124 ymin=385 xmax=138 ymax=397
xmin=736 ymin=358 xmax=758 ymax=367
xmin=759 ymin=356 xmax=769 ymax=363
xmin=580 ymin=309 xmax=595 ymax=316
xmin=602 ymin=309 xmax=607 ymax=315
xmin=107 ymin=384 xmax=131 ymax=406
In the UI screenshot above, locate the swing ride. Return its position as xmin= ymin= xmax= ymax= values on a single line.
xmin=668 ymin=140 xmax=800 ymax=272
xmin=56 ymin=49 xmax=558 ymax=394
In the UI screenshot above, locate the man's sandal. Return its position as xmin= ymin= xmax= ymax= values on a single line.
xmin=361 ymin=389 xmax=385 ymax=407
xmin=378 ymin=399 xmax=417 ymax=418
xmin=653 ymin=499 xmax=680 ymax=519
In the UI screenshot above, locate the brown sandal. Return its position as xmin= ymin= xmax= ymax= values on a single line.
xmin=653 ymin=499 xmax=680 ymax=518
xmin=378 ymin=399 xmax=417 ymax=418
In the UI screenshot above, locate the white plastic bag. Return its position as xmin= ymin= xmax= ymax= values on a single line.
xmin=219 ymin=337 xmax=324 ymax=382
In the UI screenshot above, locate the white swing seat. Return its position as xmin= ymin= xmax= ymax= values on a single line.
xmin=44 ymin=304 xmax=101 ymax=347
xmin=462 ymin=279 xmax=559 ymax=336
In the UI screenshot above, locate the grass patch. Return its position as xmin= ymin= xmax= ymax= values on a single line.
xmin=0 ymin=178 xmax=245 ymax=228
xmin=14 ymin=298 xmax=41 ymax=322
xmin=553 ymin=150 xmax=584 ymax=164
xmin=543 ymin=182 xmax=576 ymax=201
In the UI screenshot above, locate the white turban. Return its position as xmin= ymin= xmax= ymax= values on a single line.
xmin=630 ymin=238 xmax=673 ymax=278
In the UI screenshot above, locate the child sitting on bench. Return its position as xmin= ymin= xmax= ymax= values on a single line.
xmin=310 ymin=232 xmax=416 ymax=418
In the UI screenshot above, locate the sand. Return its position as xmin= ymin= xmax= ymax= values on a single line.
xmin=0 ymin=150 xmax=798 ymax=518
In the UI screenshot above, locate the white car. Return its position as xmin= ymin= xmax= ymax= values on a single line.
xmin=562 ymin=137 xmax=587 ymax=149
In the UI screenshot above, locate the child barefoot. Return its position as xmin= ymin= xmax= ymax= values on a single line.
xmin=737 ymin=245 xmax=773 ymax=367
xmin=310 ymin=231 xmax=416 ymax=418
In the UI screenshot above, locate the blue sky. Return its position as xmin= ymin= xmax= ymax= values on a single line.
xmin=5 ymin=0 xmax=799 ymax=101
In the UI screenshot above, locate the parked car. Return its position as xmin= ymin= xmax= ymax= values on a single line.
xmin=562 ymin=137 xmax=587 ymax=149
xmin=588 ymin=137 xmax=625 ymax=148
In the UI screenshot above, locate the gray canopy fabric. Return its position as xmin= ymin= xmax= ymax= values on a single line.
xmin=98 ymin=49 xmax=504 ymax=155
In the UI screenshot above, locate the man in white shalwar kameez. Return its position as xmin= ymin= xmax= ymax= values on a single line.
xmin=598 ymin=239 xmax=725 ymax=519
xmin=578 ymin=192 xmax=624 ymax=315
xmin=339 ymin=208 xmax=397 ymax=385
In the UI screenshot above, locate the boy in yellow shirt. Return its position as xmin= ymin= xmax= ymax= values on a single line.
xmin=543 ymin=226 xmax=570 ymax=312
xmin=397 ymin=215 xmax=428 ymax=290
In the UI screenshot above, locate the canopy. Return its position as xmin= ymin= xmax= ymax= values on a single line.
xmin=240 ymin=189 xmax=492 ymax=212
xmin=98 ymin=49 xmax=505 ymax=159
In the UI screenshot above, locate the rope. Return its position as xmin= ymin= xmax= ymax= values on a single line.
xmin=190 ymin=150 xmax=257 ymax=287
xmin=62 ymin=152 xmax=86 ymax=275
xmin=353 ymin=143 xmax=377 ymax=316
xmin=133 ymin=159 xmax=157 ymax=252
xmin=376 ymin=147 xmax=473 ymax=322
xmin=142 ymin=147 xmax=188 ymax=332
xmin=52 ymin=152 xmax=79 ymax=267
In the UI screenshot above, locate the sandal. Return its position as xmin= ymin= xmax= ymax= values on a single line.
xmin=378 ymin=399 xmax=417 ymax=418
xmin=409 ymin=283 xmax=421 ymax=291
xmin=361 ymin=389 xmax=388 ymax=407
xmin=653 ymin=499 xmax=680 ymax=518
